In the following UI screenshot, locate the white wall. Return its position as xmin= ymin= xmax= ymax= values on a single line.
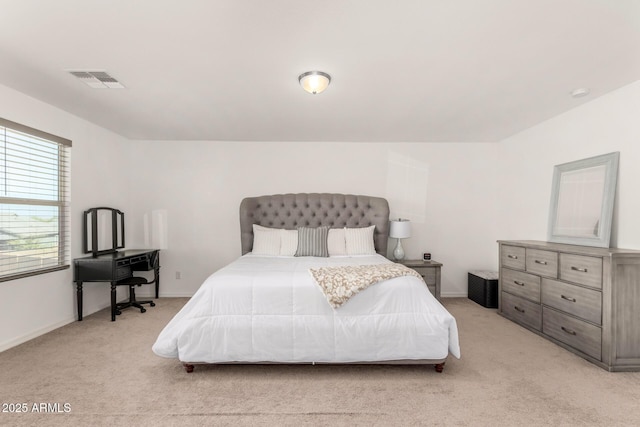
xmin=2 ymin=78 xmax=638 ymax=353
xmin=125 ymin=141 xmax=502 ymax=298
xmin=499 ymin=80 xmax=640 ymax=249
xmin=0 ymin=84 xmax=130 ymax=351
xmin=125 ymin=80 xmax=640 ymax=302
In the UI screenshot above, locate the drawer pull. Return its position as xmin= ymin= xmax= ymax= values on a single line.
xmin=507 ymin=255 xmax=518 ymax=259
xmin=561 ymin=326 xmax=577 ymax=336
xmin=534 ymin=260 xmax=548 ymax=265
xmin=514 ymin=306 xmax=525 ymax=313
xmin=560 ymin=295 xmax=576 ymax=303
xmin=571 ymin=266 xmax=588 ymax=273
xmin=513 ymin=280 xmax=525 ymax=286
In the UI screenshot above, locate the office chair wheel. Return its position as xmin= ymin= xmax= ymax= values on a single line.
xmin=150 ymin=302 xmax=156 ymax=307
xmin=140 ymin=308 xmax=146 ymax=313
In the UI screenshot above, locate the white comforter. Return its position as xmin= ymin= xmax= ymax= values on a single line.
xmin=152 ymin=254 xmax=460 ymax=363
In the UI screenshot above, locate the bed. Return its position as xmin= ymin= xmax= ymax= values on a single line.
xmin=152 ymin=193 xmax=460 ymax=372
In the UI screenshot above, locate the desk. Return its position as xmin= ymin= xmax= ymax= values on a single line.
xmin=73 ymin=249 xmax=160 ymax=321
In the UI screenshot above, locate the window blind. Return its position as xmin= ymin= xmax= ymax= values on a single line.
xmin=0 ymin=118 xmax=71 ymax=281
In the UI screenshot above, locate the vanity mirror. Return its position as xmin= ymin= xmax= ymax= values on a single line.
xmin=83 ymin=207 xmax=125 ymax=256
xmin=547 ymin=152 xmax=619 ymax=248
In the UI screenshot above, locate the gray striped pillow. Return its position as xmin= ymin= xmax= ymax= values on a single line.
xmin=295 ymin=226 xmax=329 ymax=257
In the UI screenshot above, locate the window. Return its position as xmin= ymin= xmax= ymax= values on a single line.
xmin=0 ymin=118 xmax=71 ymax=281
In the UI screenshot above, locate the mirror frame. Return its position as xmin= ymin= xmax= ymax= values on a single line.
xmin=547 ymin=152 xmax=619 ymax=248
xmin=83 ymin=207 xmax=125 ymax=256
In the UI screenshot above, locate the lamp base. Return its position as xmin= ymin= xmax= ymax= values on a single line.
xmin=393 ymin=240 xmax=405 ymax=261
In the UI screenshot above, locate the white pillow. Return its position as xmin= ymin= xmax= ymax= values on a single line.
xmin=345 ymin=225 xmax=376 ymax=255
xmin=252 ymin=224 xmax=281 ymax=256
xmin=252 ymin=224 xmax=298 ymax=256
xmin=280 ymin=229 xmax=299 ymax=256
xmin=327 ymin=228 xmax=347 ymax=256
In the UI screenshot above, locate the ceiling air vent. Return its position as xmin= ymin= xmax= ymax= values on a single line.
xmin=68 ymin=70 xmax=125 ymax=89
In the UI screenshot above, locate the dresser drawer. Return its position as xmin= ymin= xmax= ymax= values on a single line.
xmin=559 ymin=254 xmax=602 ymax=289
xmin=412 ymin=267 xmax=436 ymax=286
xmin=501 ymin=245 xmax=525 ymax=270
xmin=543 ymin=307 xmax=602 ymax=360
xmin=526 ymin=249 xmax=558 ymax=278
xmin=541 ymin=279 xmax=602 ymax=325
xmin=501 ymin=268 xmax=541 ymax=302
xmin=427 ymin=285 xmax=436 ymax=297
xmin=502 ymin=292 xmax=542 ymax=331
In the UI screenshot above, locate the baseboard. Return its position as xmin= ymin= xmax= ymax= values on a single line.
xmin=135 ymin=291 xmax=193 ymax=298
xmin=0 ymin=317 xmax=76 ymax=353
xmin=441 ymin=292 xmax=468 ymax=298
xmin=0 ymin=299 xmax=117 ymax=353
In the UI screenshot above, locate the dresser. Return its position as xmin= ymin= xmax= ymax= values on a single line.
xmin=498 ymin=240 xmax=640 ymax=372
xmin=399 ymin=259 xmax=441 ymax=300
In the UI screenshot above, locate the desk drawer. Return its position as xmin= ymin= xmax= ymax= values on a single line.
xmin=543 ymin=307 xmax=601 ymax=360
xmin=501 ymin=268 xmax=541 ymax=303
xmin=115 ymin=266 xmax=131 ymax=281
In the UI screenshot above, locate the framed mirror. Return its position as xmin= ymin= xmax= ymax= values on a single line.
xmin=83 ymin=207 xmax=125 ymax=256
xmin=547 ymin=152 xmax=619 ymax=248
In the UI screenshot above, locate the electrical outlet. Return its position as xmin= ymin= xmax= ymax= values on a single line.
xmin=175 ymin=271 xmax=181 ymax=279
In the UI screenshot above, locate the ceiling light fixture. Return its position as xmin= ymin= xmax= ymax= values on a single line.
xmin=298 ymin=71 xmax=331 ymax=94
xmin=570 ymin=88 xmax=590 ymax=98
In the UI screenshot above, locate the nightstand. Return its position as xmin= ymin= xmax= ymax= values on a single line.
xmin=398 ymin=259 xmax=442 ymax=300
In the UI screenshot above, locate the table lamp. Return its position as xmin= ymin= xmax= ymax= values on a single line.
xmin=389 ymin=219 xmax=411 ymax=261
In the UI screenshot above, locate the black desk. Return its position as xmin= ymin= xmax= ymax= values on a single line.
xmin=73 ymin=249 xmax=160 ymax=321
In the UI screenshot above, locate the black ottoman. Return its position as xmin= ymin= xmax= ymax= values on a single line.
xmin=468 ymin=271 xmax=499 ymax=308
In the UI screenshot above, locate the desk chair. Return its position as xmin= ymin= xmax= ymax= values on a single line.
xmin=115 ymin=276 xmax=156 ymax=315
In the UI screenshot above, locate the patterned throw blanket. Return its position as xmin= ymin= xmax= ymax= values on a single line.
xmin=309 ymin=263 xmax=424 ymax=308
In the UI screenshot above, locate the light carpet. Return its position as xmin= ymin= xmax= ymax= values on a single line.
xmin=1 ymin=297 xmax=640 ymax=426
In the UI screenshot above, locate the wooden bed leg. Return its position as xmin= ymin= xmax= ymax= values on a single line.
xmin=183 ymin=363 xmax=194 ymax=373
xmin=434 ymin=362 xmax=445 ymax=373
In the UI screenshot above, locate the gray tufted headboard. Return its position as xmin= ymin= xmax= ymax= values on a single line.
xmin=240 ymin=193 xmax=390 ymax=256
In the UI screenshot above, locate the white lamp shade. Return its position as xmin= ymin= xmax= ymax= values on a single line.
xmin=299 ymin=71 xmax=331 ymax=94
xmin=389 ymin=219 xmax=411 ymax=239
